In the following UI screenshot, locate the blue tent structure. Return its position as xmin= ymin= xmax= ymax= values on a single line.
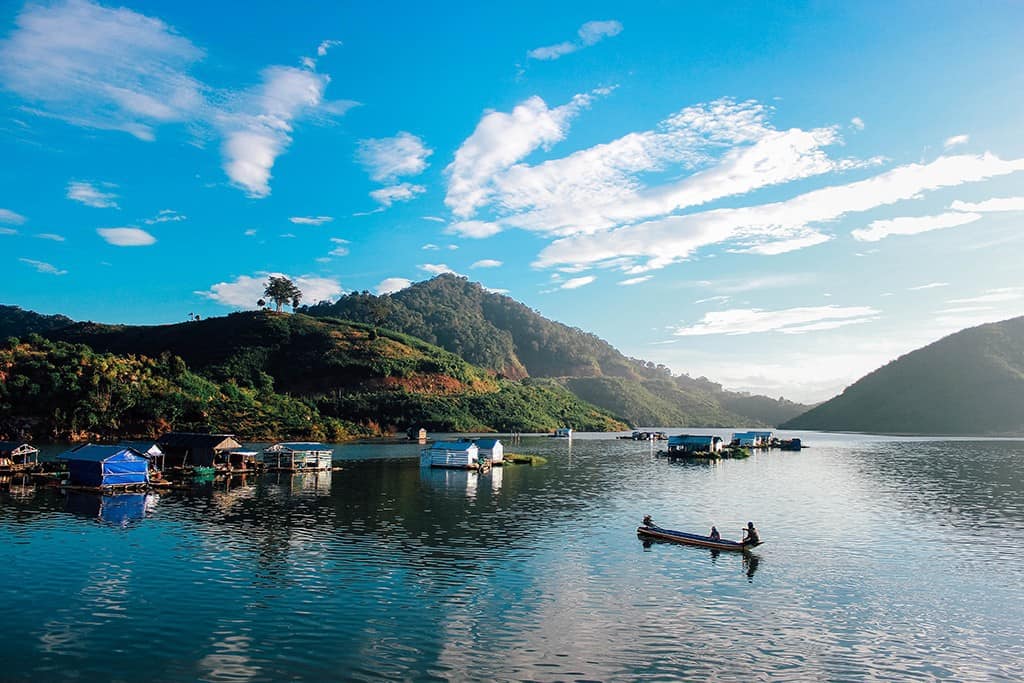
xmin=58 ymin=444 xmax=150 ymax=488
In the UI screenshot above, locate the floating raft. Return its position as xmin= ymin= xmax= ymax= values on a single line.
xmin=637 ymin=524 xmax=761 ymax=552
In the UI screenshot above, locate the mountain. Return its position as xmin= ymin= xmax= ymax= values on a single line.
xmin=304 ymin=274 xmax=808 ymax=426
xmin=781 ymin=316 xmax=1024 ymax=435
xmin=0 ymin=305 xmax=74 ymax=337
xmin=0 ymin=308 xmax=626 ymax=441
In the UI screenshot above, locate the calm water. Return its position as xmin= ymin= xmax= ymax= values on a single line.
xmin=2 ymin=432 xmax=1022 ymax=681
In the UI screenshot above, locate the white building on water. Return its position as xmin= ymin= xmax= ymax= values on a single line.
xmin=420 ymin=441 xmax=479 ymax=469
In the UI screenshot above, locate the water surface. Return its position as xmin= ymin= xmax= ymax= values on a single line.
xmin=2 ymin=432 xmax=1022 ymax=681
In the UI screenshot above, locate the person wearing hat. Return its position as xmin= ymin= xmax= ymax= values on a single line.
xmin=742 ymin=521 xmax=760 ymax=545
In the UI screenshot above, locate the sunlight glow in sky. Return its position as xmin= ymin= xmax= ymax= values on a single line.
xmin=2 ymin=1 xmax=1023 ymax=401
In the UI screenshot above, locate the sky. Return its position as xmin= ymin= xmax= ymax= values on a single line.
xmin=1 ymin=1 xmax=1023 ymax=403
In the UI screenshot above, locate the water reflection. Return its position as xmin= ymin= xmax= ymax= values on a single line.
xmin=64 ymin=491 xmax=155 ymax=526
xmin=420 ymin=466 xmax=479 ymax=498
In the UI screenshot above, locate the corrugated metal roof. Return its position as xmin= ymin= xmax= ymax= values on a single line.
xmin=475 ymin=438 xmax=501 ymax=448
xmin=429 ymin=441 xmax=476 ymax=451
xmin=273 ymin=442 xmax=331 ymax=450
xmin=57 ymin=444 xmax=147 ymax=463
xmin=157 ymin=432 xmax=240 ymax=449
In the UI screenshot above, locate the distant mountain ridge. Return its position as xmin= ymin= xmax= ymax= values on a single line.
xmin=781 ymin=316 xmax=1024 ymax=435
xmin=304 ymin=274 xmax=809 ymax=426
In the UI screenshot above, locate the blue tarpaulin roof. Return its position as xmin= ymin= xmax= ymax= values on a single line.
xmin=58 ymin=444 xmax=147 ymax=462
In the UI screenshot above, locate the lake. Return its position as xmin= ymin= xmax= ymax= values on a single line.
xmin=1 ymin=431 xmax=1022 ymax=681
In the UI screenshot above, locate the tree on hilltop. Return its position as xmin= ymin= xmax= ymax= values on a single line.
xmin=263 ymin=276 xmax=302 ymax=312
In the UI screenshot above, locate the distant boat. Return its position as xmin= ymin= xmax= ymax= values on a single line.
xmin=551 ymin=427 xmax=573 ymax=438
xmin=636 ymin=524 xmax=761 ymax=551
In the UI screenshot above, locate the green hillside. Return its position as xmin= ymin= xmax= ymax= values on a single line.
xmin=781 ymin=316 xmax=1024 ymax=435
xmin=0 ymin=309 xmax=625 ymax=440
xmin=305 ymin=274 xmax=808 ymax=426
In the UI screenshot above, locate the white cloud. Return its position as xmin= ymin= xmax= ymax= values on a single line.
xmin=0 ymin=208 xmax=27 ymax=224
xmin=357 ymin=132 xmax=433 ymax=182
xmin=369 ymin=183 xmax=426 ymax=207
xmin=422 ymin=216 xmax=446 ymax=223
xmin=143 ymin=208 xmax=186 ymax=224
xmin=421 ymin=243 xmax=439 ymax=250
xmin=419 ymin=263 xmax=460 ymax=276
xmin=328 ymin=237 xmax=349 ymax=257
xmin=67 ymin=181 xmax=118 ymax=208
xmin=949 ymin=196 xmax=1024 ymax=212
xmin=527 ymin=19 xmax=622 ymax=60
xmin=279 ymin=233 xmax=296 ymax=238
xmin=673 ymin=305 xmax=880 ymax=336
xmin=947 ymin=287 xmax=1024 ymax=305
xmin=560 ymin=275 xmax=595 ymax=289
xmin=97 ymin=226 xmax=155 ymax=246
xmin=909 ymin=282 xmax=949 ymax=290
xmin=317 ymin=39 xmax=342 ymax=57
xmin=0 ymin=0 xmax=205 ymax=140
xmin=618 ymin=276 xmax=651 ymax=286
xmin=694 ymin=295 xmax=731 ymax=304
xmin=446 ymin=220 xmax=503 ymax=238
xmin=376 ymin=277 xmax=412 ymax=295
xmin=219 ymin=66 xmax=338 ymax=198
xmin=244 ymin=229 xmax=257 ymax=236
xmin=35 ymin=233 xmax=65 ymax=241
xmin=851 ymin=211 xmax=982 ymax=242
xmin=0 ymin=2 xmax=355 ymax=198
xmin=0 ymin=228 xmax=17 ymax=235
xmin=445 ymin=91 xmax=598 ymax=217
xmin=850 ymin=117 xmax=865 ymax=130
xmin=537 ymin=152 xmax=1024 ymax=271
xmin=944 ymin=134 xmax=969 ymax=149
xmin=19 ymin=258 xmax=66 ymax=275
xmin=198 ymin=272 xmax=343 ymax=307
xmin=470 ymin=259 xmax=503 ymax=268
xmin=289 ymin=215 xmax=333 ymax=225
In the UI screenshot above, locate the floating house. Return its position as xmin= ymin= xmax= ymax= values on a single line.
xmin=58 ymin=444 xmax=150 ymax=489
xmin=667 ymin=434 xmax=724 ymax=454
xmin=156 ymin=433 xmax=242 ymax=468
xmin=119 ymin=442 xmax=165 ymax=472
xmin=227 ymin=450 xmax=259 ymax=471
xmin=553 ymin=428 xmax=573 ymax=438
xmin=475 ymin=438 xmax=504 ymax=464
xmin=0 ymin=441 xmax=40 ymax=470
xmin=731 ymin=431 xmax=774 ymax=448
xmin=262 ymin=443 xmax=334 ymax=471
xmin=420 ymin=441 xmax=479 ymax=469
xmin=407 ymin=426 xmax=428 ymax=442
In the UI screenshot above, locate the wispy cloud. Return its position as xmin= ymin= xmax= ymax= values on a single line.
xmin=376 ymin=277 xmax=412 ymax=295
xmin=357 ymin=132 xmax=433 ymax=182
xmin=944 ymin=134 xmax=969 ymax=149
xmin=19 ymin=257 xmax=66 ymax=275
xmin=673 ymin=305 xmax=880 ymax=336
xmin=67 ymin=180 xmax=118 ymax=208
xmin=946 ymin=287 xmax=1024 ymax=306
xmin=908 ymin=282 xmax=948 ymax=291
xmin=0 ymin=228 xmax=17 ymax=235
xmin=35 ymin=233 xmax=65 ymax=241
xmin=0 ymin=1 xmax=355 ymax=198
xmin=317 ymin=39 xmax=342 ymax=58
xmin=851 ymin=211 xmax=982 ymax=242
xmin=618 ymin=276 xmax=651 ymax=286
xmin=328 ymin=237 xmax=349 ymax=257
xmin=370 ymin=183 xmax=426 ymax=207
xmin=446 ymin=220 xmax=503 ymax=238
xmin=422 ymin=216 xmax=446 ymax=223
xmin=850 ymin=117 xmax=865 ymax=130
xmin=143 ymin=208 xmax=186 ymax=224
xmin=0 ymin=208 xmax=27 ymax=224
xmin=527 ymin=20 xmax=623 ymax=61
xmin=97 ymin=226 xmax=155 ymax=246
xmin=198 ymin=272 xmax=343 ymax=307
xmin=560 ymin=275 xmax=596 ymax=290
xmin=949 ymin=196 xmax=1024 ymax=212
xmin=470 ymin=259 xmax=502 ymax=269
xmin=289 ymin=215 xmax=334 ymax=225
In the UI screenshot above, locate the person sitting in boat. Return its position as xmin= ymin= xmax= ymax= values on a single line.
xmin=642 ymin=515 xmax=654 ymax=527
xmin=743 ymin=522 xmax=760 ymax=545
xmin=709 ymin=526 xmax=720 ymax=541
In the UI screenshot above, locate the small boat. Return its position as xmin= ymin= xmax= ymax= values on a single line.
xmin=636 ymin=524 xmax=761 ymax=551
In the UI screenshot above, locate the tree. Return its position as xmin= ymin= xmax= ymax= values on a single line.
xmin=263 ymin=276 xmax=302 ymax=312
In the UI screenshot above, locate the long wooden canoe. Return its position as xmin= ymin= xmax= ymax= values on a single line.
xmin=636 ymin=524 xmax=761 ymax=551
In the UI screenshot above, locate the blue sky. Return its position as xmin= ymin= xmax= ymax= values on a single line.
xmin=2 ymin=1 xmax=1023 ymax=402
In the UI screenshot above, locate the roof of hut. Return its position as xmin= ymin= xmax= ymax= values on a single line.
xmin=0 ymin=441 xmax=38 ymax=456
xmin=57 ymin=444 xmax=147 ymax=462
xmin=156 ymin=432 xmax=241 ymax=450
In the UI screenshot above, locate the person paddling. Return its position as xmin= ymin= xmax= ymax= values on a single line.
xmin=742 ymin=521 xmax=760 ymax=545
xmin=709 ymin=526 xmax=720 ymax=540
xmin=642 ymin=514 xmax=654 ymax=527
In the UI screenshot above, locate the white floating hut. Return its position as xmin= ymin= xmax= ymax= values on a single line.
xmin=262 ymin=442 xmax=334 ymax=471
xmin=475 ymin=438 xmax=504 ymax=465
xmin=420 ymin=441 xmax=479 ymax=469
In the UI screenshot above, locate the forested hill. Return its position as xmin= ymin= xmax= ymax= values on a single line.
xmin=304 ymin=274 xmax=808 ymax=426
xmin=781 ymin=316 xmax=1024 ymax=435
xmin=0 ymin=310 xmax=626 ymax=440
